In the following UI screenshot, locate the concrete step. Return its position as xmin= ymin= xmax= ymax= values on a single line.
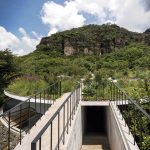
xmin=81 ymin=135 xmax=110 ymax=150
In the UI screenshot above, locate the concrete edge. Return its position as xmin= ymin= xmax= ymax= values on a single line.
xmin=4 ymin=90 xmax=53 ymax=104
xmin=110 ymin=102 xmax=140 ymax=150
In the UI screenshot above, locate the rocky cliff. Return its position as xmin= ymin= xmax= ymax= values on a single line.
xmin=36 ymin=24 xmax=149 ymax=56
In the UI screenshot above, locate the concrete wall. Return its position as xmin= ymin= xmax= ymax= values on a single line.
xmin=106 ymin=104 xmax=126 ymax=150
xmin=62 ymin=104 xmax=82 ymax=150
xmin=4 ymin=99 xmax=51 ymax=115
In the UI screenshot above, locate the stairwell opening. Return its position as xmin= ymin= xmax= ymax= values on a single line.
xmin=82 ymin=106 xmax=107 ymax=135
xmin=81 ymin=106 xmax=110 ymax=150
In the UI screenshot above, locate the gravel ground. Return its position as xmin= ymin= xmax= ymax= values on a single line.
xmin=0 ymin=121 xmax=20 ymax=150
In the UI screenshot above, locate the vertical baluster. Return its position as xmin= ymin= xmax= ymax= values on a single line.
xmin=73 ymin=91 xmax=76 ymax=115
xmin=102 ymin=83 xmax=105 ymax=100
xmin=58 ymin=112 xmax=60 ymax=150
xmin=133 ymin=105 xmax=136 ymax=145
xmin=47 ymin=88 xmax=49 ymax=110
xmin=111 ymin=82 xmax=112 ymax=101
xmin=20 ymin=105 xmax=22 ymax=144
xmin=63 ymin=105 xmax=65 ymax=144
xmin=44 ymin=90 xmax=45 ymax=115
xmin=39 ymin=137 xmax=41 ymax=150
xmin=67 ymin=100 xmax=69 ymax=134
xmin=113 ymin=85 xmax=115 ymax=104
xmin=124 ymin=95 xmax=127 ymax=127
xmin=39 ymin=93 xmax=41 ymax=115
xmin=121 ymin=92 xmax=124 ymax=120
xmin=28 ymin=99 xmax=31 ymax=133
xmin=128 ymin=101 xmax=131 ymax=135
xmin=116 ymin=88 xmax=118 ymax=107
xmin=50 ymin=122 xmax=53 ymax=150
xmin=139 ymin=113 xmax=143 ymax=149
xmin=118 ymin=89 xmax=120 ymax=110
xmin=35 ymin=95 xmax=36 ymax=112
xmin=53 ymin=84 xmax=54 ymax=101
xmin=59 ymin=81 xmax=61 ymax=96
xmin=8 ymin=111 xmax=10 ymax=150
xmin=72 ymin=95 xmax=74 ymax=120
xmin=70 ymin=97 xmax=71 ymax=126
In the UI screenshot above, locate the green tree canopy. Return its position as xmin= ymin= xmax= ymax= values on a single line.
xmin=0 ymin=49 xmax=16 ymax=105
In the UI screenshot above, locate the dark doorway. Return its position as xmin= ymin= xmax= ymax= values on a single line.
xmin=84 ymin=106 xmax=106 ymax=135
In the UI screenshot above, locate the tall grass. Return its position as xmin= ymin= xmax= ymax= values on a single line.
xmin=7 ymin=77 xmax=47 ymax=96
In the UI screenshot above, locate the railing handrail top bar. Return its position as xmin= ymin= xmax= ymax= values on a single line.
xmin=112 ymin=81 xmax=150 ymax=121
xmin=32 ymin=84 xmax=80 ymax=144
xmin=0 ymin=82 xmax=60 ymax=117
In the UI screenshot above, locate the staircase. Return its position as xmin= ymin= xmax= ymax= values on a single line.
xmin=81 ymin=135 xmax=110 ymax=150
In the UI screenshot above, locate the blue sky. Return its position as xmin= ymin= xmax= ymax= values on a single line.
xmin=0 ymin=0 xmax=61 ymax=37
xmin=0 ymin=0 xmax=150 ymax=55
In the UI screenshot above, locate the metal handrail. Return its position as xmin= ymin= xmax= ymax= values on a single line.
xmin=110 ymin=80 xmax=150 ymax=149
xmin=31 ymin=84 xmax=80 ymax=150
xmin=112 ymin=81 xmax=150 ymax=121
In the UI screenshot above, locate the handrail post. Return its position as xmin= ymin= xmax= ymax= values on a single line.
xmin=20 ymin=105 xmax=22 ymax=144
xmin=8 ymin=111 xmax=10 ymax=150
xmin=58 ymin=112 xmax=60 ymax=150
xmin=59 ymin=81 xmax=61 ymax=96
xmin=31 ymin=142 xmax=36 ymax=150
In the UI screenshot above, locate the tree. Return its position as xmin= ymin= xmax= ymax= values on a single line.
xmin=0 ymin=49 xmax=16 ymax=105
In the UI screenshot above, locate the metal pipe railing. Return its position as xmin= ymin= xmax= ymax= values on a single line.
xmin=31 ymin=84 xmax=81 ymax=150
xmin=111 ymin=81 xmax=150 ymax=149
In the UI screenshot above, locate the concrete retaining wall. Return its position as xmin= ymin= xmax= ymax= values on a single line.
xmin=62 ymin=104 xmax=82 ymax=150
xmin=106 ymin=103 xmax=139 ymax=150
xmin=4 ymin=99 xmax=51 ymax=115
xmin=106 ymin=104 xmax=126 ymax=150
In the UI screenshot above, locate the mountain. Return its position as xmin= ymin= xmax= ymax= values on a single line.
xmin=36 ymin=24 xmax=149 ymax=56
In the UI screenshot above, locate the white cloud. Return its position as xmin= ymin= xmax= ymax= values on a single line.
xmin=41 ymin=0 xmax=150 ymax=33
xmin=112 ymin=0 xmax=150 ymax=32
xmin=0 ymin=26 xmax=41 ymax=56
xmin=41 ymin=1 xmax=86 ymax=35
xmin=0 ymin=26 xmax=20 ymax=50
xmin=19 ymin=27 xmax=27 ymax=36
xmin=48 ymin=28 xmax=58 ymax=36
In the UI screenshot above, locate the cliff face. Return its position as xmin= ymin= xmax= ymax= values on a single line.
xmin=37 ymin=24 xmax=149 ymax=56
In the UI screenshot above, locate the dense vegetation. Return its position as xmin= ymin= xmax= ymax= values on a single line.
xmin=5 ymin=42 xmax=149 ymax=107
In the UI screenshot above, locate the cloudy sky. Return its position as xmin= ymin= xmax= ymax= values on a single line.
xmin=0 ymin=0 xmax=150 ymax=55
